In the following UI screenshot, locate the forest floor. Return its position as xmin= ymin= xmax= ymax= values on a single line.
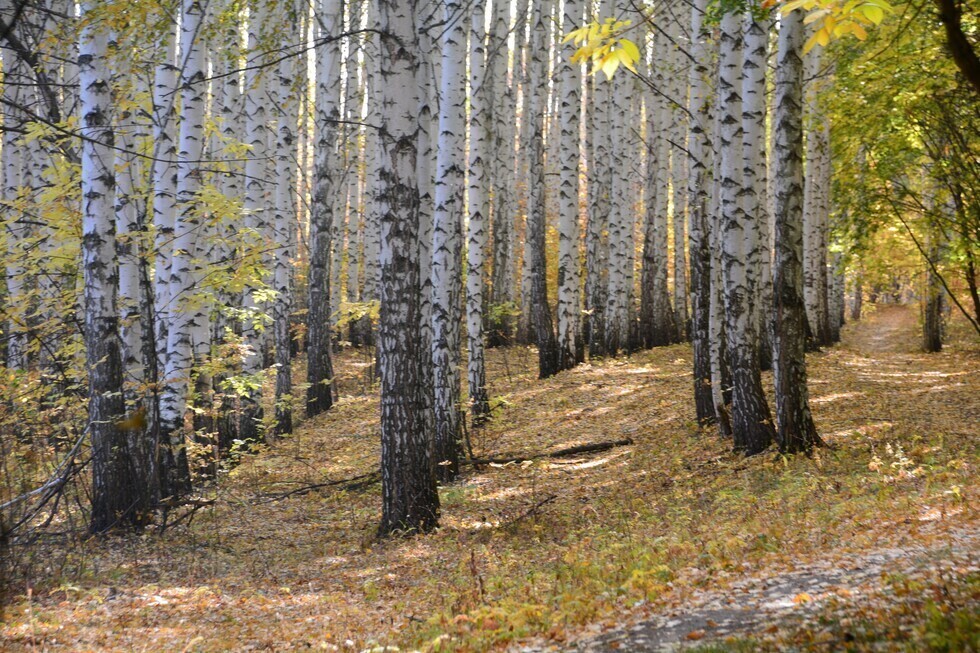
xmin=1 ymin=305 xmax=978 ymax=651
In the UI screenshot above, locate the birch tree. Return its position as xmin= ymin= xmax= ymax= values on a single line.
xmin=377 ymin=0 xmax=439 ymax=536
xmin=556 ymin=0 xmax=583 ymax=370
xmin=640 ymin=27 xmax=676 ymax=349
xmin=466 ymin=0 xmax=490 ymax=419
xmin=525 ymin=0 xmax=559 ymax=378
xmin=431 ymin=0 xmax=467 ymax=480
xmin=718 ymin=11 xmax=774 ymax=455
xmin=307 ymin=0 xmax=342 ymax=419
xmin=686 ymin=0 xmax=714 ymax=425
xmin=160 ymin=0 xmax=209 ymax=494
xmin=79 ymin=0 xmax=151 ymax=532
xmin=772 ymin=6 xmax=824 ymax=454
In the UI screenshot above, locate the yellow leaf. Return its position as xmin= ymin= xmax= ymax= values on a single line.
xmin=600 ymin=54 xmax=621 ymax=79
xmin=793 ymin=592 xmax=813 ymax=604
xmin=620 ymin=38 xmax=640 ymax=63
xmin=862 ymin=4 xmax=885 ymax=23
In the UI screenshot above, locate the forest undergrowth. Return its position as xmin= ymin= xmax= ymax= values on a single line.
xmin=1 ymin=304 xmax=977 ymax=651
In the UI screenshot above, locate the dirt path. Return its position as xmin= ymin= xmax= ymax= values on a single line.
xmin=520 ymin=529 xmax=977 ymax=652
xmin=515 ymin=306 xmax=979 ymax=652
xmin=843 ymin=304 xmax=922 ymax=355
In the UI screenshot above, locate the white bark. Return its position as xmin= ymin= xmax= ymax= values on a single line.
xmin=307 ymin=0 xmax=343 ymax=418
xmin=431 ymin=0 xmax=468 ymax=479
xmin=488 ymin=0 xmax=516 ymax=343
xmin=161 ymin=0 xmax=210 ymax=457
xmin=556 ymin=0 xmax=582 ymax=369
xmin=377 ymin=0 xmax=439 ymax=536
xmin=466 ymin=0 xmax=490 ymax=418
xmin=2 ymin=46 xmax=28 ymax=370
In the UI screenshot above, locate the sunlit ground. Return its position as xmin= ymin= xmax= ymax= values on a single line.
xmin=2 ymin=305 xmax=977 ymax=651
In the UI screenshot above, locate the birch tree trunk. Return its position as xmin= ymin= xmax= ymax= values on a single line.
xmin=556 ymin=0 xmax=583 ymax=369
xmin=415 ymin=0 xmax=437 ymax=485
xmin=2 ymin=43 xmax=27 ymax=371
xmin=160 ymin=0 xmax=209 ymax=494
xmin=525 ymin=0 xmax=558 ymax=378
xmin=772 ymin=7 xmax=823 ymax=454
xmin=709 ymin=78 xmax=732 ymax=438
xmin=488 ymin=0 xmax=516 ymax=347
xmin=603 ymin=0 xmax=635 ymax=356
xmin=307 ymin=0 xmax=342 ymax=418
xmin=641 ymin=28 xmax=676 ymax=349
xmin=377 ymin=0 xmax=439 ymax=536
xmin=466 ymin=0 xmax=490 ymax=420
xmin=803 ymin=42 xmax=831 ymax=346
xmin=79 ymin=1 xmax=151 ymax=532
xmin=152 ymin=16 xmax=179 ymax=375
xmin=271 ymin=1 xmax=299 ymax=436
xmin=719 ymin=12 xmax=774 ymax=455
xmin=431 ymin=0 xmax=467 ymax=481
xmin=359 ymin=0 xmax=382 ymax=347
xmin=239 ymin=0 xmax=271 ymax=441
xmin=686 ymin=0 xmax=714 ymax=425
xmin=668 ymin=13 xmax=690 ymax=341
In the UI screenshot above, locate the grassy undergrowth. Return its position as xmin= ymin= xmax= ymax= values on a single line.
xmin=1 ymin=305 xmax=978 ymax=651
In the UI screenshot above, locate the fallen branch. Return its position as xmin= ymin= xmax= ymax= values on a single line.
xmin=467 ymin=437 xmax=634 ymax=466
xmin=503 ymin=494 xmax=558 ymax=529
xmin=256 ymin=471 xmax=381 ymax=503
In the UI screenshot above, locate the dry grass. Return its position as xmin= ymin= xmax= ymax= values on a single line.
xmin=1 ymin=305 xmax=977 ymax=651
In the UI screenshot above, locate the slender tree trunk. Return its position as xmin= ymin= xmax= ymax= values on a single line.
xmin=687 ymin=0 xmax=714 ymax=426
xmin=523 ymin=0 xmax=558 ymax=378
xmin=160 ymin=0 xmax=209 ymax=494
xmin=377 ymin=0 xmax=439 ymax=536
xmin=2 ymin=43 xmax=27 ymax=371
xmin=802 ymin=42 xmax=831 ymax=346
xmin=922 ymin=235 xmax=944 ymax=352
xmin=307 ymin=0 xmax=342 ymax=418
xmin=271 ymin=2 xmax=299 ymax=436
xmin=851 ymin=271 xmax=863 ymax=321
xmin=668 ymin=14 xmax=689 ymax=341
xmin=431 ymin=0 xmax=467 ymax=481
xmin=556 ymin=0 xmax=583 ymax=369
xmin=487 ymin=0 xmax=516 ymax=347
xmin=641 ymin=28 xmax=676 ymax=349
xmin=467 ymin=0 xmax=490 ymax=420
xmin=772 ymin=7 xmax=824 ymax=454
xmin=741 ymin=13 xmax=773 ymax=371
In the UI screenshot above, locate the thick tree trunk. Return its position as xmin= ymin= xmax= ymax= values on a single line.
xmin=772 ymin=7 xmax=823 ymax=454
xmin=377 ymin=0 xmax=439 ymax=536
xmin=719 ymin=12 xmax=775 ymax=455
xmin=79 ymin=2 xmax=151 ymax=532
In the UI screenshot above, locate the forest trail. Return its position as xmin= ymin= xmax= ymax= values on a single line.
xmin=530 ymin=527 xmax=978 ymax=652
xmin=1 ymin=305 xmax=977 ymax=651
xmin=519 ymin=306 xmax=980 ymax=652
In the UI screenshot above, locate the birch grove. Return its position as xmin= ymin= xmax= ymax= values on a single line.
xmin=3 ymin=0 xmax=955 ymax=541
